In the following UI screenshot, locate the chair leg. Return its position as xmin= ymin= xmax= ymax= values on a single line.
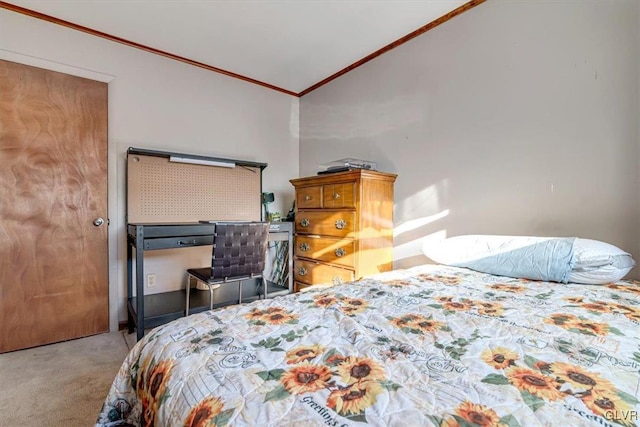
xmin=208 ymin=284 xmax=214 ymax=310
xmin=238 ymin=280 xmax=242 ymax=304
xmin=263 ymin=277 xmax=267 ymax=300
xmin=185 ymin=274 xmax=191 ymax=316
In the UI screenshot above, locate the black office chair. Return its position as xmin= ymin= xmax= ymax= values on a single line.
xmin=185 ymin=221 xmax=269 ymax=315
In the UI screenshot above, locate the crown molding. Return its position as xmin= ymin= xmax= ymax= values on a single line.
xmin=298 ymin=0 xmax=486 ymax=96
xmin=0 ymin=1 xmax=298 ymax=97
xmin=0 ymin=0 xmax=485 ymax=97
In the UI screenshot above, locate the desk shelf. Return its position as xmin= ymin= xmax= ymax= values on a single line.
xmin=128 ymin=290 xmax=211 ymax=330
xmin=127 ymin=282 xmax=292 ymax=332
xmin=127 ymin=222 xmax=293 ymax=340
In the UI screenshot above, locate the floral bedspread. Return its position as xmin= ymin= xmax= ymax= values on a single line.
xmin=97 ymin=265 xmax=640 ymax=427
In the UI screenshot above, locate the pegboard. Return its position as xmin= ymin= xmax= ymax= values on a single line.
xmin=127 ymin=149 xmax=264 ymax=223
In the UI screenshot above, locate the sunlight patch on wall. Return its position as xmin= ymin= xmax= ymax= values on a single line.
xmin=394 ymin=209 xmax=450 ymax=237
xmin=393 ymin=180 xmax=450 ymax=268
xmin=395 ymin=179 xmax=449 ymax=225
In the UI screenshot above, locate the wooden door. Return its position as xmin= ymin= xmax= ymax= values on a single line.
xmin=0 ymin=60 xmax=108 ymax=353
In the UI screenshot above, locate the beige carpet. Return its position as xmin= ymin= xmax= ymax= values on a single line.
xmin=0 ymin=331 xmax=133 ymax=426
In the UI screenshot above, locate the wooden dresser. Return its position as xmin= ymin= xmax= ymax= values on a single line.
xmin=290 ymin=170 xmax=397 ymax=291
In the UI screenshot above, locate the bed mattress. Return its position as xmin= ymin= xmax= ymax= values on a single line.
xmin=97 ymin=265 xmax=640 ymax=427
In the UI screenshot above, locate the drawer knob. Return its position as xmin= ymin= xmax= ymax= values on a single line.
xmin=333 ymin=193 xmax=340 ymax=200
xmin=298 ymin=267 xmax=308 ymax=276
xmin=335 ymin=219 xmax=346 ymax=230
xmin=334 ymin=248 xmax=346 ymax=257
xmin=304 ymin=195 xmax=311 ymax=201
xmin=300 ymin=218 xmax=310 ymax=227
xmin=332 ymin=276 xmax=343 ymax=285
xmin=300 ymin=242 xmax=309 ymax=252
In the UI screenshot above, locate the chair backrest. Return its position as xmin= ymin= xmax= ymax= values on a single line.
xmin=211 ymin=222 xmax=269 ymax=279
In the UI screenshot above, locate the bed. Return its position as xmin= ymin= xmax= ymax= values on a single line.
xmin=97 ymin=264 xmax=640 ymax=427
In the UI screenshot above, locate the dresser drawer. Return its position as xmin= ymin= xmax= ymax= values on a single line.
xmin=294 ymin=259 xmax=354 ymax=286
xmin=296 ymin=186 xmax=322 ymax=209
xmin=295 ymin=235 xmax=355 ymax=268
xmin=296 ymin=211 xmax=355 ymax=238
xmin=322 ymin=182 xmax=355 ymax=208
xmin=294 ymin=281 xmax=314 ymax=293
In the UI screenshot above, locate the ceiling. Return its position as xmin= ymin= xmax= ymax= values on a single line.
xmin=5 ymin=0 xmax=471 ymax=95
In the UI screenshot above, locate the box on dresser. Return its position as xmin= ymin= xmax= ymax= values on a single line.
xmin=289 ymin=169 xmax=397 ymax=292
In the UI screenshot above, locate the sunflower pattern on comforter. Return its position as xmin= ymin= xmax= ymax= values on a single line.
xmin=97 ymin=265 xmax=640 ymax=427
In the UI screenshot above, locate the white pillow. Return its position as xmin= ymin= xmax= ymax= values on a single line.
xmin=568 ymin=238 xmax=635 ymax=284
xmin=422 ymin=235 xmax=635 ymax=284
xmin=422 ymin=235 xmax=555 ymax=266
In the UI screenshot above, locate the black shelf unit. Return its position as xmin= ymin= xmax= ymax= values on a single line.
xmin=128 ymin=290 xmax=212 ymax=330
xmin=127 ymin=222 xmax=293 ymax=340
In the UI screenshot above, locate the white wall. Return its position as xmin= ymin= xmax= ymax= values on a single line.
xmin=300 ymin=0 xmax=640 ymax=274
xmin=2 ymin=1 xmax=639 ymax=330
xmin=0 ymin=10 xmax=299 ymax=329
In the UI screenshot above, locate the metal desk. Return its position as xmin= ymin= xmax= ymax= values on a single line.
xmin=127 ymin=222 xmax=293 ymax=340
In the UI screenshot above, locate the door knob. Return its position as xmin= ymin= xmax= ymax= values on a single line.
xmin=93 ymin=217 xmax=105 ymax=226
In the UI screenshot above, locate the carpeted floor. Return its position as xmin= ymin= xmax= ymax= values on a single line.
xmin=0 ymin=331 xmax=134 ymax=426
